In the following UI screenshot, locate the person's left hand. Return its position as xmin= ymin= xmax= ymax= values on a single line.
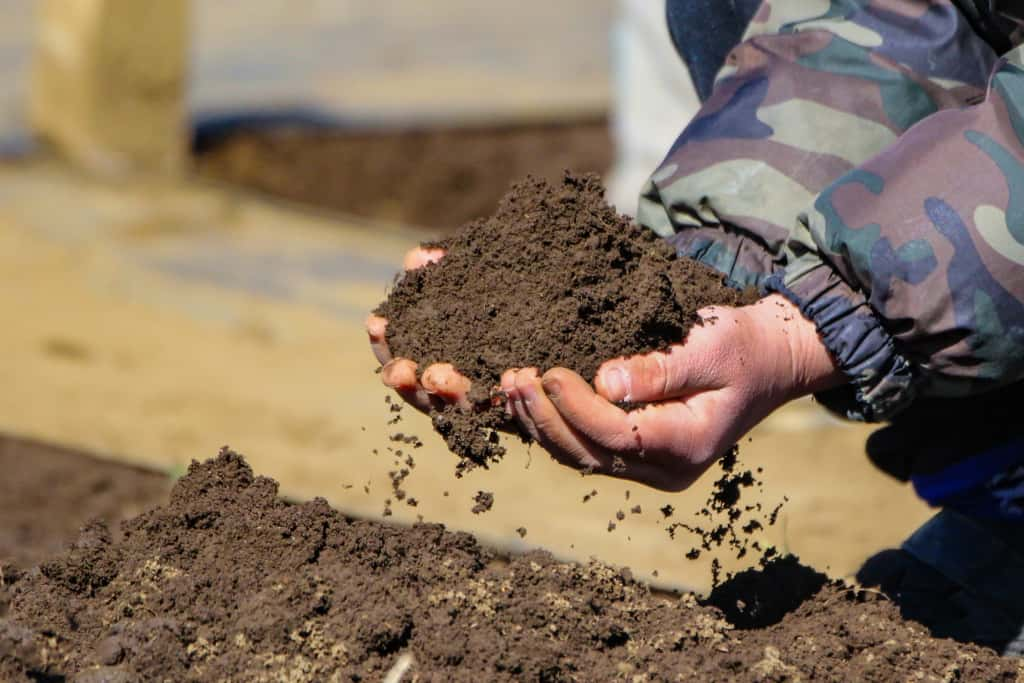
xmin=500 ymin=294 xmax=844 ymax=491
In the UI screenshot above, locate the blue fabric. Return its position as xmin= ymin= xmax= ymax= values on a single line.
xmin=665 ymin=0 xmax=763 ymax=102
xmin=912 ymin=438 xmax=1024 ymax=519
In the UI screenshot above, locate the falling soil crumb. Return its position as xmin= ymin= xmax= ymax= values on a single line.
xmin=607 ymin=521 xmax=617 ymax=532
xmin=666 ymin=449 xmax=788 ymax=586
xmin=583 ymin=489 xmax=598 ymax=503
xmin=615 ymin=510 xmax=626 ymax=522
xmin=471 ymin=491 xmax=494 ymax=515
xmin=376 ymin=173 xmax=756 ymax=470
xmin=389 ymin=432 xmax=424 ymax=449
xmin=769 ymin=498 xmax=788 ymax=526
xmin=660 ymin=505 xmax=675 ymax=519
xmin=515 ymin=527 xmax=527 ymax=539
xmin=2 ymin=449 xmax=1017 ymax=681
xmin=630 ymin=505 xmax=642 ymax=515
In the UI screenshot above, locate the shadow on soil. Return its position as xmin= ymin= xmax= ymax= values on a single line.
xmin=704 ymin=556 xmax=830 ymax=629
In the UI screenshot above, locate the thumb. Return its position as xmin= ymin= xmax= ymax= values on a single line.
xmin=594 ymin=317 xmax=734 ymax=403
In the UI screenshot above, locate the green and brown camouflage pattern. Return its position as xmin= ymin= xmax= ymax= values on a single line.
xmin=640 ymin=0 xmax=1024 ymax=421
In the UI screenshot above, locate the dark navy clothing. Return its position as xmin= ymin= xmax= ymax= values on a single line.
xmin=664 ymin=0 xmax=761 ymax=102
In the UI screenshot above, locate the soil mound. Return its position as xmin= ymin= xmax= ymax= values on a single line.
xmin=1 ymin=450 xmax=1017 ymax=682
xmin=376 ymin=173 xmax=754 ymax=467
xmin=194 ymin=119 xmax=612 ymax=232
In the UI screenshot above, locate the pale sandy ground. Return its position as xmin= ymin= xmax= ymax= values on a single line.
xmin=0 ymin=161 xmax=933 ymax=594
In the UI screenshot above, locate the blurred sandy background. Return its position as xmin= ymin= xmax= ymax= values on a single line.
xmin=0 ymin=0 xmax=932 ymax=594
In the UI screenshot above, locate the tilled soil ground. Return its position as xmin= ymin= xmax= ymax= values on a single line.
xmin=1 ymin=449 xmax=1019 ymax=682
xmin=0 ymin=435 xmax=169 ymax=571
xmin=194 ymin=119 xmax=613 ymax=231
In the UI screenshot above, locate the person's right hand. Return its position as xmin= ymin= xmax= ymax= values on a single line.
xmin=366 ymin=247 xmax=476 ymax=413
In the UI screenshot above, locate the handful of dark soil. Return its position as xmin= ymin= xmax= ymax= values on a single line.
xmin=376 ymin=173 xmax=754 ymax=467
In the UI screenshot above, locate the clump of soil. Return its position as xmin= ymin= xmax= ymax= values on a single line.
xmin=194 ymin=119 xmax=612 ymax=232
xmin=471 ymin=491 xmax=494 ymax=515
xmin=376 ymin=173 xmax=755 ymax=467
xmin=1 ymin=450 xmax=1017 ymax=682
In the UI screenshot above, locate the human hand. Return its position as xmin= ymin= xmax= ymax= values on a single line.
xmin=366 ymin=247 xmax=476 ymax=413
xmin=500 ymin=294 xmax=844 ymax=491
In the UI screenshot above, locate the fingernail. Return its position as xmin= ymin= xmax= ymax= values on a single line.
xmin=602 ymin=367 xmax=630 ymax=401
xmin=541 ymin=378 xmax=561 ymax=400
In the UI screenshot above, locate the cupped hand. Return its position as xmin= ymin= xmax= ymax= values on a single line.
xmin=366 ymin=246 xmax=476 ymax=413
xmin=500 ymin=294 xmax=844 ymax=491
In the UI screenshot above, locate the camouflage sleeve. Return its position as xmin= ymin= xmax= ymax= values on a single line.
xmin=637 ymin=0 xmax=1015 ymax=420
xmin=770 ymin=48 xmax=1024 ymax=420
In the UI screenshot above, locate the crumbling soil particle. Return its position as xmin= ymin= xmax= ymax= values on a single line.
xmin=0 ymin=450 xmax=1018 ymax=682
xmin=376 ymin=173 xmax=755 ymax=467
xmin=471 ymin=491 xmax=494 ymax=515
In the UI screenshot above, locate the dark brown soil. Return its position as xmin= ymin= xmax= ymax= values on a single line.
xmin=0 ymin=435 xmax=169 ymax=571
xmin=376 ymin=173 xmax=755 ymax=467
xmin=1 ymin=450 xmax=1017 ymax=682
xmin=194 ymin=120 xmax=612 ymax=231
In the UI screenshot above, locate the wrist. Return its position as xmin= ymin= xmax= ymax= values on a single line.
xmin=745 ymin=294 xmax=845 ymax=400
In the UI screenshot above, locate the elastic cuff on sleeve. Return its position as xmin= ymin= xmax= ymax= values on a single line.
xmin=762 ymin=259 xmax=917 ymax=422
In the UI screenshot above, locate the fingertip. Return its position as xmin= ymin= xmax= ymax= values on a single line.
xmin=365 ymin=314 xmax=387 ymax=338
xmin=421 ymin=363 xmax=473 ymax=408
xmin=541 ymin=367 xmax=582 ymax=400
xmin=540 ymin=376 xmax=561 ymax=399
xmin=500 ymin=368 xmax=519 ymax=391
xmin=513 ymin=367 xmax=542 ymax=396
xmin=403 ymin=247 xmax=447 ymax=271
xmin=381 ymin=358 xmax=418 ymax=389
xmin=594 ymin=364 xmax=630 ymax=403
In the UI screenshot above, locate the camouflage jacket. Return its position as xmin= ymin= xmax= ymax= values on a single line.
xmin=639 ymin=0 xmax=1024 ymax=424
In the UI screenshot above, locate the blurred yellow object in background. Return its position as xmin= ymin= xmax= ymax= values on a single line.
xmin=30 ymin=0 xmax=189 ymax=176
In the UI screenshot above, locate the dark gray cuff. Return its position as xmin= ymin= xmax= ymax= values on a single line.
xmin=763 ymin=257 xmax=917 ymax=422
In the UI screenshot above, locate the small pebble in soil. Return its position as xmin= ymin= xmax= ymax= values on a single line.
xmin=516 ymin=527 xmax=527 ymax=538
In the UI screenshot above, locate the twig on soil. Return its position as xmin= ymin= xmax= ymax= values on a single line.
xmin=383 ymin=652 xmax=415 ymax=683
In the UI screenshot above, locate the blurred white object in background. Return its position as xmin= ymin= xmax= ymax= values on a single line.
xmin=606 ymin=0 xmax=700 ymax=216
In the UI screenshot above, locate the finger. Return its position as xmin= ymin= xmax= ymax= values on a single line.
xmin=421 ymin=363 xmax=472 ymax=410
xmin=403 ymin=247 xmax=446 ymax=271
xmin=594 ymin=317 xmax=736 ymax=403
xmin=380 ymin=359 xmax=436 ymax=413
xmin=519 ymin=370 xmax=684 ymax=488
xmin=544 ymin=367 xmax=725 ymax=466
xmin=515 ymin=368 xmax=607 ymax=472
xmin=365 ymin=314 xmax=392 ymax=365
xmin=500 ymin=368 xmax=519 ymax=417
xmin=541 ymin=368 xmax=642 ymax=454
xmin=395 ymin=385 xmax=438 ymax=414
